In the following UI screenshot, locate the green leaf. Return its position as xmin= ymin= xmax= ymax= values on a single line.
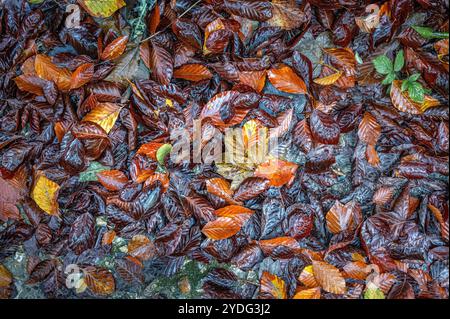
xmin=364 ymin=286 xmax=385 ymax=299
xmin=394 ymin=50 xmax=404 ymax=72
xmin=355 ymin=52 xmax=363 ymax=64
xmin=408 ymin=81 xmax=425 ymax=104
xmin=372 ymin=55 xmax=393 ymax=75
xmin=28 ymin=0 xmax=45 ymax=4
xmin=408 ymin=73 xmax=421 ymax=82
xmin=401 ymin=80 xmax=410 ymax=92
xmin=381 ymin=72 xmax=396 ymax=85
xmin=79 ymin=162 xmax=110 ymax=182
xmin=156 ymin=144 xmax=173 ymax=166
xmin=412 ymin=26 xmax=449 ymax=39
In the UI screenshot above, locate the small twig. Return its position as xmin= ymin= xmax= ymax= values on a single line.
xmin=139 ymin=0 xmax=203 ymax=44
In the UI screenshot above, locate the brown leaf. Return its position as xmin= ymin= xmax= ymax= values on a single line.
xmin=173 ymin=64 xmax=213 ymax=82
xmin=149 ymin=40 xmax=173 ymax=85
xmin=238 ymin=70 xmax=267 ymax=92
xmin=202 ymin=217 xmax=241 ymax=240
xmin=0 ymin=264 xmax=12 ymax=288
xmin=298 ymin=265 xmax=319 ymax=288
xmin=326 ymin=200 xmax=361 ymax=234
xmin=101 ymin=36 xmax=128 ymax=61
xmin=14 ymin=75 xmax=45 ymax=95
xmin=312 ymin=260 xmax=346 ymax=294
xmin=206 ymin=177 xmax=238 ymax=204
xmin=70 ymin=63 xmax=94 ymax=89
xmin=390 ymin=80 xmax=440 ymax=114
xmin=83 ymin=266 xmax=115 ymax=296
xmin=127 ymin=235 xmax=156 ymax=261
xmin=0 ymin=176 xmax=25 ymax=222
xmin=268 ymin=64 xmax=307 ymax=94
xmin=259 ymin=236 xmax=301 ymax=256
xmin=267 ymin=0 xmax=308 ymax=30
xmin=96 ymin=170 xmax=128 ymax=191
xmin=358 ymin=112 xmax=381 ymax=145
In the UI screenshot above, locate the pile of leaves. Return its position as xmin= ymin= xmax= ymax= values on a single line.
xmin=0 ymin=0 xmax=448 ymax=299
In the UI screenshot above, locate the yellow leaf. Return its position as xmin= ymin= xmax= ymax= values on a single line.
xmin=313 ymin=71 xmax=343 ymax=86
xmin=78 ymin=0 xmax=125 ymax=18
xmin=82 ymin=102 xmax=121 ymax=133
xmin=31 ymin=174 xmax=60 ymax=216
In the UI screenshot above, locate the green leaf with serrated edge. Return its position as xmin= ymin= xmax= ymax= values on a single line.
xmin=412 ymin=26 xmax=449 ymax=39
xmin=156 ymin=144 xmax=173 ymax=166
xmin=372 ymin=55 xmax=393 ymax=75
xmin=408 ymin=73 xmax=421 ymax=82
xmin=79 ymin=162 xmax=110 ymax=182
xmin=394 ymin=50 xmax=404 ymax=72
xmin=401 ymin=80 xmax=410 ymax=92
xmin=364 ymin=287 xmax=385 ymax=299
xmin=382 ymin=72 xmax=396 ymax=85
xmin=408 ymin=81 xmax=425 ymax=103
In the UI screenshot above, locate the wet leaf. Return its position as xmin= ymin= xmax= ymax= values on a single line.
xmin=31 ymin=174 xmax=60 ymax=216
xmin=78 ymin=0 xmax=126 ymax=18
xmin=268 ymin=65 xmax=307 ymax=94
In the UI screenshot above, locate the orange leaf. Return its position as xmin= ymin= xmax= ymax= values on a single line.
xmin=34 ymin=54 xmax=72 ymax=90
xmin=137 ymin=142 xmax=165 ymax=160
xmin=83 ymin=266 xmax=115 ymax=296
xmin=293 ymin=287 xmax=321 ymax=299
xmin=0 ymin=264 xmax=12 ymax=288
xmin=174 ymin=64 xmax=213 ymax=82
xmin=128 ymin=235 xmax=156 ymax=261
xmin=202 ymin=217 xmax=241 ymax=240
xmin=96 ymin=170 xmax=128 ymax=191
xmin=358 ymin=112 xmax=381 ymax=145
xmin=70 ymin=63 xmax=94 ymax=89
xmin=102 ymin=230 xmax=116 ymax=245
xmin=324 ymin=48 xmax=357 ymax=76
xmin=238 ymin=70 xmax=267 ymax=92
xmin=312 ymin=260 xmax=346 ymax=294
xmin=259 ymin=271 xmax=287 ymax=299
xmin=390 ymin=80 xmax=440 ymax=114
xmin=101 ymin=36 xmax=128 ymax=61
xmin=144 ymin=172 xmax=170 ymax=191
xmin=206 ymin=177 xmax=238 ymax=204
xmin=298 ymin=265 xmax=319 ymax=288
xmin=326 ymin=200 xmax=361 ymax=234
xmin=214 ymin=205 xmax=254 ymax=226
xmin=14 ymin=75 xmax=45 ymax=96
xmin=268 ymin=64 xmax=307 ymax=94
xmin=366 ymin=144 xmax=380 ymax=167
xmin=82 ymin=102 xmax=121 ymax=133
xmin=254 ymin=158 xmax=298 ymax=187
xmin=313 ymin=70 xmax=343 ymax=86
xmin=148 ymin=3 xmax=161 ymax=34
